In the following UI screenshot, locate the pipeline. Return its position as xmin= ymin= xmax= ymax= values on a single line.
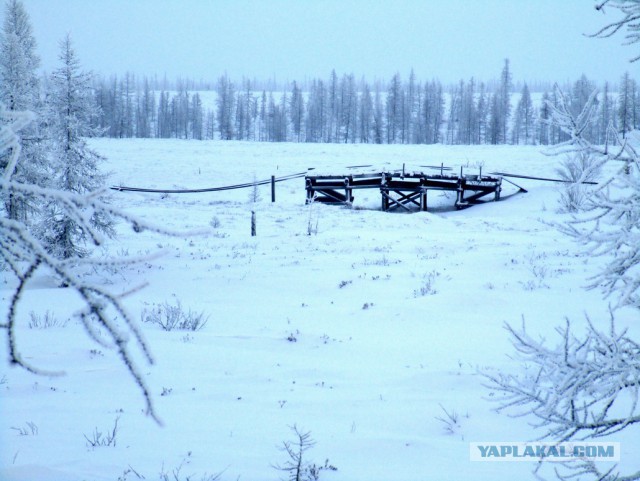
xmin=110 ymin=171 xmax=307 ymax=194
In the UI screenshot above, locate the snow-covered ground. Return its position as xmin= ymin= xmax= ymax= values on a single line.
xmin=1 ymin=140 xmax=638 ymax=481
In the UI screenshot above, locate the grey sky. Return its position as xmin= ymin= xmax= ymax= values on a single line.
xmin=19 ymin=0 xmax=636 ymax=85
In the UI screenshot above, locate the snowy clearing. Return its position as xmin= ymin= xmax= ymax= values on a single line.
xmin=1 ymin=140 xmax=638 ymax=481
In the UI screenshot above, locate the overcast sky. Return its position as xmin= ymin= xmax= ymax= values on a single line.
xmin=18 ymin=0 xmax=636 ymax=86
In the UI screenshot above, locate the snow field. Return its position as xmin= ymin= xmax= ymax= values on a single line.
xmin=1 ymin=140 xmax=637 ymax=481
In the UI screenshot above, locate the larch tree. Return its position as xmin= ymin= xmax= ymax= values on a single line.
xmin=216 ymin=74 xmax=235 ymax=140
xmin=289 ymin=80 xmax=304 ymax=142
xmin=358 ymin=81 xmax=373 ymax=144
xmin=538 ymin=90 xmax=552 ymax=145
xmin=386 ymin=73 xmax=402 ymax=144
xmin=476 ymin=82 xmax=488 ymax=144
xmin=497 ymin=58 xmax=513 ymax=143
xmin=0 ymin=0 xmax=47 ymax=222
xmin=372 ymin=83 xmax=384 ymax=144
xmin=598 ymin=81 xmax=614 ymax=144
xmin=38 ymin=34 xmax=113 ymax=260
xmin=618 ymin=71 xmax=636 ymax=137
xmin=513 ymin=83 xmax=535 ymax=145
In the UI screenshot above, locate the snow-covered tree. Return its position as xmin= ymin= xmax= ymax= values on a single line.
xmin=545 ymin=80 xmax=640 ymax=307
xmin=597 ymin=81 xmax=615 ymax=144
xmin=512 ymin=83 xmax=535 ymax=145
xmin=0 ymin=0 xmax=38 ymax=112
xmin=289 ymin=80 xmax=304 ymax=142
xmin=216 ymin=74 xmax=235 ymax=140
xmin=0 ymin=0 xmax=47 ymax=221
xmin=386 ymin=73 xmax=402 ymax=144
xmin=39 ymin=34 xmax=113 ymax=260
xmin=358 ymin=81 xmax=373 ymax=143
xmin=489 ymin=59 xmax=513 ymax=144
xmin=618 ymin=71 xmax=637 ymax=137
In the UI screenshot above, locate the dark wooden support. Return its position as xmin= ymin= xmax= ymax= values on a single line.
xmin=271 ymin=175 xmax=276 ymax=202
xmin=251 ymin=211 xmax=256 ymax=236
xmin=394 ymin=190 xmax=421 ymax=208
xmin=381 ymin=190 xmax=413 ymax=212
xmin=314 ymin=189 xmax=348 ymax=203
xmin=420 ymin=189 xmax=428 ymax=211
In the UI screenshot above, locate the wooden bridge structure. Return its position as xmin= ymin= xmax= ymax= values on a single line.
xmin=305 ymin=170 xmax=503 ymax=212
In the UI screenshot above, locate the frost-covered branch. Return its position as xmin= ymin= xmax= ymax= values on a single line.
xmin=592 ymin=0 xmax=640 ymax=62
xmin=543 ymin=85 xmax=602 ymax=157
xmin=0 ymin=106 xmax=194 ymax=425
xmin=484 ymin=316 xmax=640 ymax=480
xmin=544 ymin=82 xmax=640 ymax=309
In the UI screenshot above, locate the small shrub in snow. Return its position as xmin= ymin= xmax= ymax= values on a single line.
xmin=273 ymin=425 xmax=337 ymax=481
xmin=84 ymin=417 xmax=119 ymax=448
xmin=160 ymin=387 xmax=173 ymax=396
xmin=247 ymin=174 xmax=262 ymax=204
xmin=209 ymin=216 xmax=221 ymax=229
xmin=115 ymin=465 xmax=144 ymax=481
xmin=28 ymin=310 xmax=68 ymax=329
xmin=11 ymin=421 xmax=38 ymax=436
xmin=434 ymin=404 xmax=461 ymax=435
xmin=157 ymin=452 xmax=223 ymax=481
xmin=141 ymin=301 xmax=209 ymax=332
xmin=413 ymin=271 xmax=439 ymax=297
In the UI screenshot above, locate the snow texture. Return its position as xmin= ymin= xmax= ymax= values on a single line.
xmin=1 ymin=138 xmax=639 ymax=481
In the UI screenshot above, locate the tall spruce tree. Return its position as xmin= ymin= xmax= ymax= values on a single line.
xmin=0 ymin=0 xmax=47 ymax=221
xmin=498 ymin=58 xmax=513 ymax=143
xmin=513 ymin=83 xmax=535 ymax=145
xmin=39 ymin=34 xmax=113 ymax=259
xmin=618 ymin=71 xmax=636 ymax=138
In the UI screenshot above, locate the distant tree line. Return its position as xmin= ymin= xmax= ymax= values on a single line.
xmin=90 ymin=61 xmax=639 ymax=146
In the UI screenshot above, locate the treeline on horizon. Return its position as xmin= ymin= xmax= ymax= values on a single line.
xmin=91 ymin=60 xmax=640 ymax=146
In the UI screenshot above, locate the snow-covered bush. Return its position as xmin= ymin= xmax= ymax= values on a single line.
xmin=141 ymin=300 xmax=209 ymax=332
xmin=555 ymin=151 xmax=600 ymax=212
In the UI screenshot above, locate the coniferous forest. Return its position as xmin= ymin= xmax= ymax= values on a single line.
xmin=91 ymin=61 xmax=639 ymax=146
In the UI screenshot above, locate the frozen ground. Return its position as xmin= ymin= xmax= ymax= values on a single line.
xmin=1 ymin=140 xmax=638 ymax=481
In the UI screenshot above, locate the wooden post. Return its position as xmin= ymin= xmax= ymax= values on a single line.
xmin=271 ymin=175 xmax=276 ymax=202
xmin=251 ymin=211 xmax=256 ymax=236
xmin=420 ymin=189 xmax=428 ymax=211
